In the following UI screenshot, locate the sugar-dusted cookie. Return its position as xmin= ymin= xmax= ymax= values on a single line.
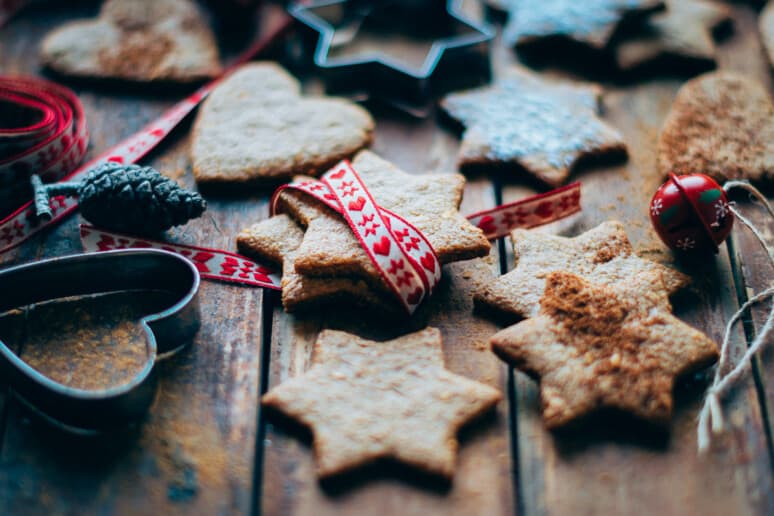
xmin=760 ymin=2 xmax=774 ymax=67
xmin=236 ymin=214 xmax=394 ymax=313
xmin=490 ymin=272 xmax=718 ymax=428
xmin=262 ymin=328 xmax=501 ymax=479
xmin=274 ymin=150 xmax=490 ymax=283
xmin=40 ymin=0 xmax=221 ymax=82
xmin=441 ymin=69 xmax=627 ymax=187
xmin=658 ymin=72 xmax=774 ymax=184
xmin=475 ymin=221 xmax=689 ymax=320
xmin=615 ymin=0 xmax=731 ymax=71
xmin=192 ymin=63 xmax=374 ymax=185
xmin=485 ymin=0 xmax=663 ymax=49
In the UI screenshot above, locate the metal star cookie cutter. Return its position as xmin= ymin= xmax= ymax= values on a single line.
xmin=290 ymin=0 xmax=494 ymax=114
xmin=0 ymin=249 xmax=200 ymax=433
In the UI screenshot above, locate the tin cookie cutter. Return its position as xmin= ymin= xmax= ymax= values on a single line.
xmin=0 ymin=249 xmax=200 ymax=433
xmin=290 ymin=0 xmax=494 ymax=114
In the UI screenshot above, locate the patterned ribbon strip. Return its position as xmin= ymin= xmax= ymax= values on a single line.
xmin=80 ymin=225 xmax=281 ymax=289
xmin=272 ymin=161 xmax=443 ymax=313
xmin=270 ymin=162 xmax=582 ymax=312
xmin=79 ymin=166 xmax=580 ymax=295
xmin=467 ymin=182 xmax=581 ymax=240
xmin=0 ymin=13 xmax=294 ymax=255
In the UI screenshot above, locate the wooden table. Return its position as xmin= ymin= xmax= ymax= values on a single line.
xmin=0 ymin=2 xmax=772 ymax=515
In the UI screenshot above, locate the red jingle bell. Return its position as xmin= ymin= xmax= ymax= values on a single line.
xmin=649 ymin=173 xmax=734 ymax=254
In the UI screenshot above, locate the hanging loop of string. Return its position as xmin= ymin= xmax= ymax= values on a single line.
xmin=697 ymin=180 xmax=774 ymax=453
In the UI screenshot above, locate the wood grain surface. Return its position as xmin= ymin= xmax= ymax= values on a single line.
xmin=0 ymin=1 xmax=772 ymax=515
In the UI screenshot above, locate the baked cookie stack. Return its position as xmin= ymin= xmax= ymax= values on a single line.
xmin=237 ymin=150 xmax=491 ymax=313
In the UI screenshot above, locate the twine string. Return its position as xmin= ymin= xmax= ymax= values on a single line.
xmin=697 ymin=181 xmax=774 ymax=453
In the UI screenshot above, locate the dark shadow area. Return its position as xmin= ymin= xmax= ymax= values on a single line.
xmin=6 ymin=397 xmax=145 ymax=463
xmin=546 ymin=364 xmax=713 ymax=457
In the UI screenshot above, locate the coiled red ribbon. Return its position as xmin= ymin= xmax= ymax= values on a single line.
xmin=0 ymin=77 xmax=89 ymax=209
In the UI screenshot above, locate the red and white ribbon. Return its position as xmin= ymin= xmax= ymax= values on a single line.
xmin=271 ymin=163 xmax=580 ymax=312
xmin=272 ymin=161 xmax=442 ymax=313
xmin=0 ymin=77 xmax=89 ymax=206
xmin=80 ymin=225 xmax=281 ymax=289
xmin=78 ymin=164 xmax=579 ymax=297
xmin=0 ymin=14 xmax=294 ymax=255
xmin=467 ymin=182 xmax=581 ymax=240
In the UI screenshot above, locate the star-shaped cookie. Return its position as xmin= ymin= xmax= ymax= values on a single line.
xmin=192 ymin=63 xmax=374 ymax=184
xmin=475 ymin=221 xmax=689 ymax=320
xmin=262 ymin=328 xmax=501 ymax=478
xmin=615 ymin=0 xmax=731 ymax=71
xmin=40 ymin=0 xmax=221 ymax=82
xmin=485 ymin=0 xmax=663 ymax=49
xmin=657 ymin=71 xmax=774 ymax=183
xmin=237 ymin=214 xmax=394 ymax=313
xmin=275 ymin=150 xmax=490 ymax=283
xmin=490 ymin=271 xmax=718 ymax=428
xmin=441 ymin=70 xmax=627 ymax=186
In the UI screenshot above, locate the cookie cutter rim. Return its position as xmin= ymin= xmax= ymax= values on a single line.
xmin=292 ymin=0 xmax=494 ymax=78
xmin=0 ymin=249 xmax=200 ymax=433
xmin=289 ymin=0 xmax=494 ymax=110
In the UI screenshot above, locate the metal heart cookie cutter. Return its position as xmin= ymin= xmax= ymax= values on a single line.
xmin=290 ymin=0 xmax=494 ymax=113
xmin=0 ymin=249 xmax=200 ymax=433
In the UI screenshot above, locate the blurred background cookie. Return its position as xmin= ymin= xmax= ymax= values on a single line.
xmin=40 ymin=0 xmax=221 ymax=82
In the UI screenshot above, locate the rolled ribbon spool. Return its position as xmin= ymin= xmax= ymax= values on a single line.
xmin=0 ymin=76 xmax=89 ymax=212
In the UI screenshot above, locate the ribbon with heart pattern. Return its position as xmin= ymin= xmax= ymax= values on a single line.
xmin=80 ymin=225 xmax=281 ymax=289
xmin=272 ymin=161 xmax=442 ymax=313
xmin=0 ymin=13 xmax=294 ymax=255
xmin=79 ymin=163 xmax=579 ymax=296
xmin=467 ymin=182 xmax=581 ymax=240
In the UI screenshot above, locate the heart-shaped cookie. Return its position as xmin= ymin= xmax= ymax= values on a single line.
xmin=0 ymin=249 xmax=200 ymax=431
xmin=658 ymin=71 xmax=774 ymax=184
xmin=40 ymin=0 xmax=221 ymax=83
xmin=191 ymin=62 xmax=375 ymax=184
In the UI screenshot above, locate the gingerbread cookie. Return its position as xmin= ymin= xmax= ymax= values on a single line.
xmin=274 ymin=150 xmax=491 ymax=283
xmin=237 ymin=214 xmax=394 ymax=313
xmin=491 ymin=272 xmax=717 ymax=428
xmin=615 ymin=0 xmax=731 ymax=72
xmin=40 ymin=0 xmax=221 ymax=82
xmin=191 ymin=63 xmax=374 ymax=185
xmin=475 ymin=221 xmax=689 ymax=320
xmin=760 ymin=2 xmax=774 ymax=68
xmin=441 ymin=70 xmax=627 ymax=186
xmin=486 ymin=0 xmax=663 ymax=49
xmin=657 ymin=71 xmax=774 ymax=183
xmin=262 ymin=328 xmax=501 ymax=479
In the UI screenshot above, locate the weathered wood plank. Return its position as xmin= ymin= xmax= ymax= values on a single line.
xmin=497 ymin=5 xmax=774 ymax=514
xmin=716 ymin=3 xmax=774 ymax=476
